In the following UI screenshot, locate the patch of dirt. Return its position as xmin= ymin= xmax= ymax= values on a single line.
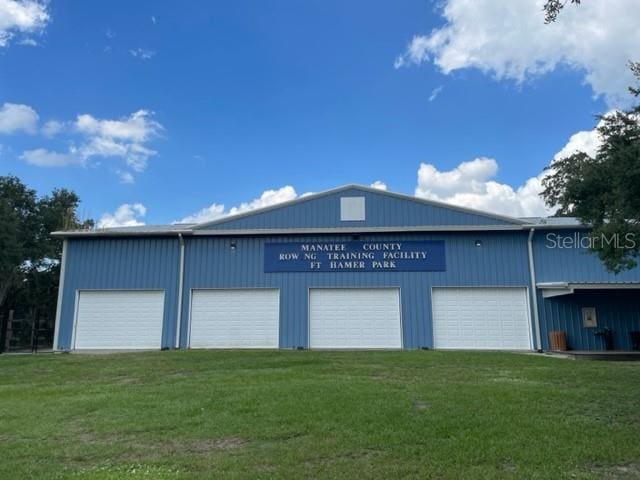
xmin=63 ymin=428 xmax=248 ymax=458
xmin=587 ymin=462 xmax=640 ymax=479
xmin=489 ymin=375 xmax=542 ymax=386
xmin=75 ymin=432 xmax=99 ymax=443
xmin=114 ymin=376 xmax=141 ymax=384
xmin=0 ymin=434 xmax=14 ymax=443
xmin=138 ymin=437 xmax=249 ymax=456
xmin=176 ymin=437 xmax=248 ymax=453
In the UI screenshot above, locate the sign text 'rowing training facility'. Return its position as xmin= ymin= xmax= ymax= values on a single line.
xmin=264 ymin=241 xmax=446 ymax=272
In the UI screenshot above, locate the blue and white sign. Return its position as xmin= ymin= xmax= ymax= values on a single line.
xmin=264 ymin=241 xmax=446 ymax=272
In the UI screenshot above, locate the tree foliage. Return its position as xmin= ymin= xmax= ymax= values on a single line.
xmin=542 ymin=69 xmax=640 ymax=272
xmin=0 ymin=176 xmax=93 ymax=350
xmin=543 ymin=0 xmax=581 ymax=24
xmin=540 ymin=0 xmax=640 ymax=273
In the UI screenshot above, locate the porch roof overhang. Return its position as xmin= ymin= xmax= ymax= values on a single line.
xmin=537 ymin=282 xmax=640 ymax=298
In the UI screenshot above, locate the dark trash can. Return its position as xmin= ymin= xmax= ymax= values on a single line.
xmin=595 ymin=328 xmax=614 ymax=351
xmin=630 ymin=331 xmax=640 ymax=351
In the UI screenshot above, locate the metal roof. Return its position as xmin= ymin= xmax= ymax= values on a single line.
xmin=192 ymin=184 xmax=529 ymax=229
xmin=519 ymin=217 xmax=585 ymax=227
xmin=537 ymin=281 xmax=640 ymax=298
xmin=53 ymin=224 xmax=195 ymax=237
xmin=51 ymin=185 xmax=589 ymax=238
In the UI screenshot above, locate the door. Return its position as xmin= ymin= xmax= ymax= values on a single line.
xmin=432 ymin=287 xmax=531 ymax=350
xmin=190 ymin=289 xmax=280 ymax=348
xmin=309 ymin=288 xmax=402 ymax=348
xmin=74 ymin=290 xmax=164 ymax=349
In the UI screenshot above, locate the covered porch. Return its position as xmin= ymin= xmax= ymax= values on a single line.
xmin=537 ymin=283 xmax=640 ymax=352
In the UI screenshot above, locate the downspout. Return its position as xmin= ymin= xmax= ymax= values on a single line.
xmin=53 ymin=239 xmax=68 ymax=352
xmin=175 ymin=233 xmax=185 ymax=349
xmin=527 ymin=228 xmax=543 ymax=352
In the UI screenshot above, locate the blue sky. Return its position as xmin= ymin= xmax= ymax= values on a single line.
xmin=0 ymin=0 xmax=636 ymax=226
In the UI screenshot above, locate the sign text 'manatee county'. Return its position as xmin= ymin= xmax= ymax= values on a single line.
xmin=264 ymin=241 xmax=446 ymax=272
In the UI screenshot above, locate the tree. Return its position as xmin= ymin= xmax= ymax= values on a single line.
xmin=0 ymin=177 xmax=38 ymax=309
xmin=543 ymin=0 xmax=581 ymax=24
xmin=540 ymin=0 xmax=640 ymax=273
xmin=0 ymin=176 xmax=93 ymax=351
xmin=542 ymin=65 xmax=640 ymax=273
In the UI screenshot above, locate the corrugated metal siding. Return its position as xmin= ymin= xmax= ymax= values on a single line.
xmin=180 ymin=231 xmax=532 ymax=349
xmin=56 ymin=237 xmax=180 ymax=350
xmin=200 ymin=188 xmax=517 ymax=230
xmin=539 ymin=291 xmax=640 ymax=350
xmin=56 ymin=225 xmax=640 ymax=352
xmin=533 ymin=229 xmax=640 ymax=283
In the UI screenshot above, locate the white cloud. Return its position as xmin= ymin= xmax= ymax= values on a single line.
xmin=370 ymin=181 xmax=387 ymax=190
xmin=41 ymin=119 xmax=64 ymax=138
xmin=179 ymin=186 xmax=299 ymax=224
xmin=179 ymin=203 xmax=226 ymax=224
xmin=0 ymin=0 xmax=50 ymax=48
xmin=229 ymin=186 xmax=298 ymax=215
xmin=130 ymin=48 xmax=156 ymax=60
xmin=74 ymin=109 xmax=162 ymax=174
xmin=75 ymin=110 xmax=161 ymax=142
xmin=414 ymin=158 xmax=554 ymax=217
xmin=116 ymin=170 xmax=135 ymax=184
xmin=395 ymin=0 xmax=640 ymax=107
xmin=0 ymin=102 xmax=38 ymax=134
xmin=18 ymin=36 xmax=35 ymax=45
xmin=553 ymin=121 xmax=604 ymax=161
xmin=20 ymin=109 xmax=163 ymax=182
xmin=412 ymin=118 xmax=608 ymax=218
xmin=98 ymin=203 xmax=147 ymax=228
xmin=428 ymin=85 xmax=443 ymax=102
xmin=20 ymin=148 xmax=80 ymax=167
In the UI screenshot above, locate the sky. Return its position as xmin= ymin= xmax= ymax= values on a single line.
xmin=0 ymin=0 xmax=638 ymax=227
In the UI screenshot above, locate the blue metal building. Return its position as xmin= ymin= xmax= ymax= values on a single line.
xmin=52 ymin=185 xmax=640 ymax=352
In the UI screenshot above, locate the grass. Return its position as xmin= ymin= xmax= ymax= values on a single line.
xmin=1 ymin=350 xmax=639 ymax=479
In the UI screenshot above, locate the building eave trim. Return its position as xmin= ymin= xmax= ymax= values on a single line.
xmin=191 ymin=225 xmax=528 ymax=236
xmin=537 ymin=281 xmax=640 ymax=298
xmin=51 ymin=230 xmax=194 ymax=238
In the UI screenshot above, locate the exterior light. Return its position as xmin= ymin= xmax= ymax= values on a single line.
xmin=475 ymin=239 xmax=483 ymax=247
xmin=230 ymin=241 xmax=237 ymax=251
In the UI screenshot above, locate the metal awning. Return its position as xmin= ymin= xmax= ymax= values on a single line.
xmin=537 ymin=282 xmax=640 ymax=298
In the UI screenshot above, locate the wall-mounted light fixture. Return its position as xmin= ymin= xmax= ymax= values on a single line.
xmin=475 ymin=239 xmax=483 ymax=247
xmin=230 ymin=241 xmax=237 ymax=251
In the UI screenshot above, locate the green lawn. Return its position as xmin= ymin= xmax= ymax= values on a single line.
xmin=1 ymin=351 xmax=639 ymax=479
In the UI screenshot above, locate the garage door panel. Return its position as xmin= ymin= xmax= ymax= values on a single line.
xmin=190 ymin=289 xmax=279 ymax=348
xmin=309 ymin=288 xmax=401 ymax=349
xmin=74 ymin=290 xmax=164 ymax=349
xmin=432 ymin=287 xmax=530 ymax=350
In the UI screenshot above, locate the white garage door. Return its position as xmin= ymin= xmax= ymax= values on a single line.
xmin=74 ymin=290 xmax=164 ymax=349
xmin=309 ymin=288 xmax=402 ymax=349
xmin=189 ymin=289 xmax=279 ymax=348
xmin=432 ymin=287 xmax=531 ymax=350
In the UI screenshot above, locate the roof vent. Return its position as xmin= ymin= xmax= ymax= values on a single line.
xmin=340 ymin=196 xmax=365 ymax=221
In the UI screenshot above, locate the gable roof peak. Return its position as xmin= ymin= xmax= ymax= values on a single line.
xmin=192 ymin=183 xmax=526 ymax=229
